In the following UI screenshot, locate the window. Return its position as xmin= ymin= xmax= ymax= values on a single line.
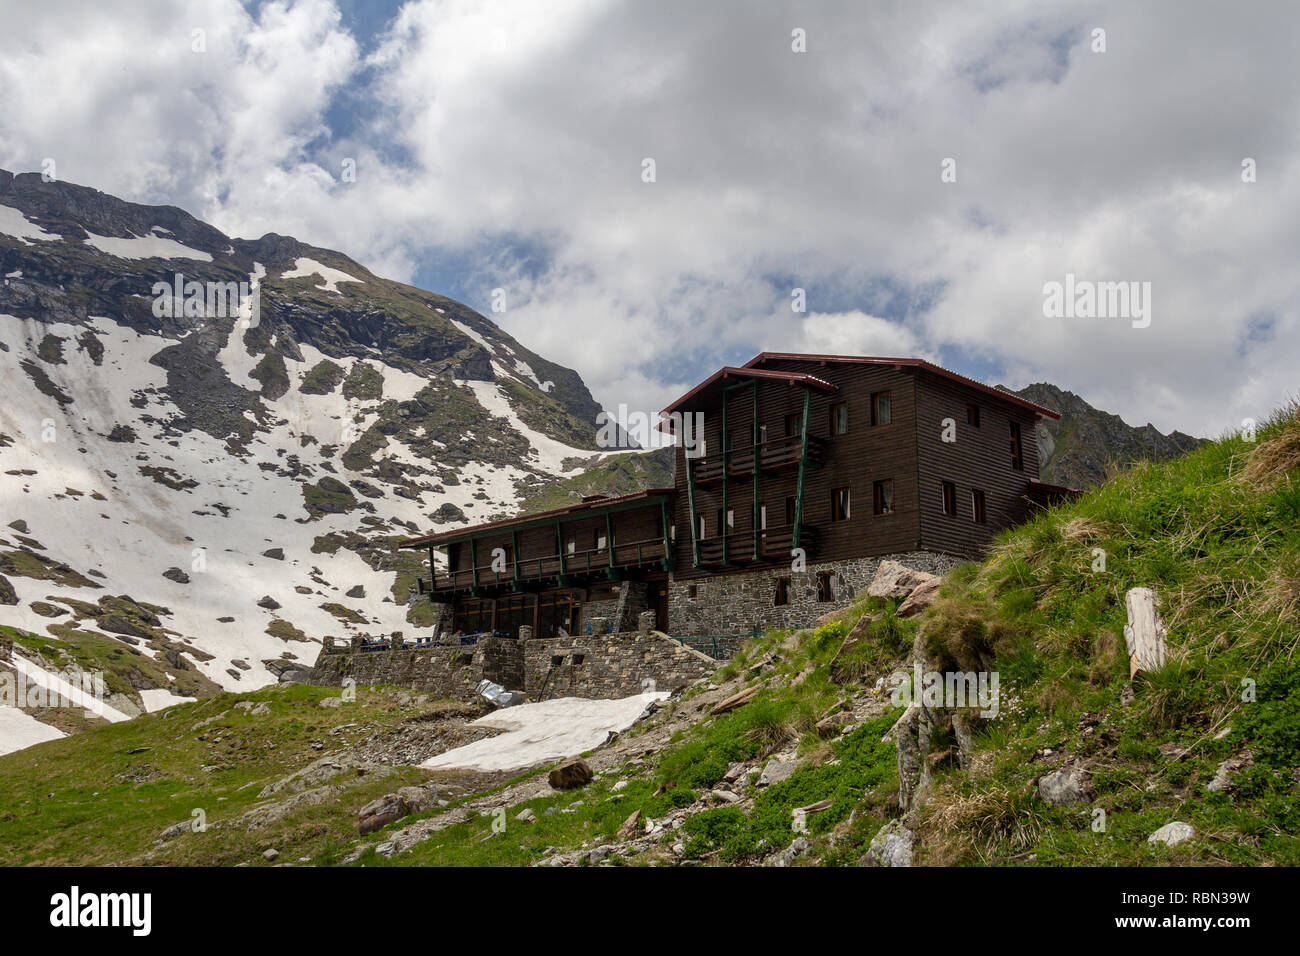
xmin=716 ymin=508 xmax=734 ymax=533
xmin=941 ymin=481 xmax=957 ymax=516
xmin=830 ymin=402 xmax=849 ymax=436
xmin=873 ymin=479 xmax=895 ymax=515
xmin=784 ymin=413 xmax=801 ymax=437
xmin=971 ymin=489 xmax=986 ymax=524
xmin=1009 ymin=422 xmax=1024 ymax=471
xmin=566 ymin=535 xmax=576 ymax=555
xmin=697 ymin=514 xmax=707 ymax=539
xmin=785 ymin=496 xmax=797 ymax=526
xmin=816 ymin=571 xmax=835 ymax=602
xmin=966 ymin=403 xmax=981 ymax=427
xmin=594 ymin=528 xmax=608 ymax=550
xmin=756 ymin=503 xmax=768 ymax=531
xmin=774 ymin=577 xmax=790 ymax=607
xmin=872 ymin=391 xmax=892 ymax=426
xmin=831 ymin=486 xmax=851 ymax=522
xmin=756 ymin=423 xmax=768 ymax=446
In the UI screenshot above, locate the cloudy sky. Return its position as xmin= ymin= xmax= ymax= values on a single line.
xmin=1 ymin=0 xmax=1296 ymax=437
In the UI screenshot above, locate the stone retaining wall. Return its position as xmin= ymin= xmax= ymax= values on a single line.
xmin=304 ymin=635 xmax=520 ymax=700
xmin=523 ymin=633 xmax=715 ymax=702
xmin=667 ymin=551 xmax=961 ymax=635
xmin=305 ymin=630 xmax=715 ymax=704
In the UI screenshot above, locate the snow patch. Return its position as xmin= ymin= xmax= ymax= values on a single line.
xmin=140 ymin=689 xmax=196 ymax=713
xmin=0 ymin=704 xmax=66 ymax=756
xmin=0 ymin=204 xmax=59 ymax=244
xmin=82 ymin=230 xmax=213 ymax=262
xmin=279 ymin=258 xmax=361 ymax=294
xmin=421 ymin=692 xmax=667 ymax=772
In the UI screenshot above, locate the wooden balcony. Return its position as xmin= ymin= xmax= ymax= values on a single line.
xmin=425 ymin=537 xmax=669 ymax=594
xmin=691 ymin=434 xmax=825 ymax=485
xmin=696 ymin=524 xmax=818 ymax=568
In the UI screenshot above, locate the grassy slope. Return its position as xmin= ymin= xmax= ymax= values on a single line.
xmin=913 ymin=404 xmax=1300 ymax=864
xmin=0 ymin=684 xmax=430 ymax=866
xmin=2 ymin=408 xmax=1296 ymax=866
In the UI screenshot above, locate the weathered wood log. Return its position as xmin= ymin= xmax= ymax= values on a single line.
xmin=1123 ymin=587 xmax=1169 ymax=678
xmin=710 ymin=684 xmax=760 ymax=715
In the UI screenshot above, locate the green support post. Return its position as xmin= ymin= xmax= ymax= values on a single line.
xmin=685 ymin=415 xmax=701 ymax=568
xmin=793 ymin=386 xmax=811 ymax=553
xmin=511 ymin=529 xmax=520 ymax=583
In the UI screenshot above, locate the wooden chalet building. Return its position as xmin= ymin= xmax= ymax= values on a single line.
xmin=401 ymin=353 xmax=1065 ymax=638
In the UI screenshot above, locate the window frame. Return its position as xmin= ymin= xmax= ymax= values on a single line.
xmin=873 ymin=478 xmax=895 ymax=515
xmin=774 ymin=576 xmax=791 ymax=607
xmin=831 ymin=486 xmax=851 ymax=522
xmin=829 ymin=401 xmax=849 ymax=436
xmin=941 ymin=480 xmax=957 ymax=517
xmin=1009 ymin=421 xmax=1024 ymax=471
xmin=871 ymin=391 xmax=892 ymax=426
xmin=971 ymin=488 xmax=987 ymax=524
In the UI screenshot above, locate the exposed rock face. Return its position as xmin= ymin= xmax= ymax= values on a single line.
xmin=897 ymin=577 xmax=942 ymax=618
xmin=1037 ymin=766 xmax=1095 ymax=806
xmin=860 ymin=820 xmax=913 ymax=867
xmin=358 ymin=794 xmax=408 ymax=836
xmin=548 ymin=758 xmax=593 ymax=790
xmin=1011 ymin=382 xmax=1204 ymax=488
xmin=0 ymin=573 xmax=17 ymax=605
xmin=0 ymin=167 xmax=621 ymax=711
xmin=1148 ymin=821 xmax=1195 ymax=847
xmin=867 ymin=561 xmax=937 ymax=600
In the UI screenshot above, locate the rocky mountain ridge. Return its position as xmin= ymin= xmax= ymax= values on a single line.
xmin=0 ymin=169 xmax=621 ymax=745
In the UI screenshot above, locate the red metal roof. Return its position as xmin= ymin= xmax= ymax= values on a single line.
xmin=742 ymin=352 xmax=1062 ymax=420
xmin=658 ymin=366 xmax=839 ymax=424
xmin=398 ymin=487 xmax=677 ymax=549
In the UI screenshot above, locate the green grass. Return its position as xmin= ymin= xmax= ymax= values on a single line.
xmin=912 ymin=404 xmax=1300 ymax=865
xmin=0 ymin=684 xmax=436 ymax=866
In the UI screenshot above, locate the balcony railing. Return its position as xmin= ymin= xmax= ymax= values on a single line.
xmin=691 ymin=434 xmax=825 ymax=484
xmin=696 ymin=524 xmax=817 ymax=567
xmin=424 ymin=537 xmax=668 ymax=593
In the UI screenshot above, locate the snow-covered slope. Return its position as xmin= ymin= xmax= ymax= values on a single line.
xmin=0 ymin=169 xmax=612 ymax=752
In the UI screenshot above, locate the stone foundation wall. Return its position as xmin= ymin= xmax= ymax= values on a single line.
xmin=523 ymin=633 xmax=715 ymax=701
xmin=305 ymin=635 xmax=521 ymax=699
xmin=577 ymin=580 xmax=655 ymax=635
xmin=667 ymin=551 xmax=961 ymax=635
xmin=306 ymin=630 xmax=715 ymax=703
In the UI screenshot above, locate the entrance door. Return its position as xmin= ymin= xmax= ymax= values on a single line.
xmin=654 ymin=584 xmax=669 ymax=632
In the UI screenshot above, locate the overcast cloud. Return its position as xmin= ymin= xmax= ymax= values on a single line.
xmin=1 ymin=0 xmax=1296 ymax=436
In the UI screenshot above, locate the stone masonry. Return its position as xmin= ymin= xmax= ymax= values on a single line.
xmin=667 ymin=551 xmax=960 ymax=635
xmin=522 ymin=633 xmax=715 ymax=702
xmin=305 ymin=630 xmax=715 ymax=704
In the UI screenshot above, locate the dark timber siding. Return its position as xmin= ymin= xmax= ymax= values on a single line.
xmin=913 ymin=370 xmax=1041 ymax=558
xmin=672 ymin=360 xmax=923 ymax=578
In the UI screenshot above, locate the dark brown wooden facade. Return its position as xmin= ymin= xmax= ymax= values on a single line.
xmin=664 ymin=354 xmax=1060 ymax=579
xmin=400 ymin=352 xmax=1061 ymax=636
xmin=401 ymin=489 xmax=674 ymax=638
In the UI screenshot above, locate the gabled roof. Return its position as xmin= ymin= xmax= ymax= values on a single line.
xmin=744 ymin=353 xmax=1061 ymax=420
xmin=658 ymin=366 xmax=839 ymax=423
xmin=398 ymin=487 xmax=676 ymax=549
